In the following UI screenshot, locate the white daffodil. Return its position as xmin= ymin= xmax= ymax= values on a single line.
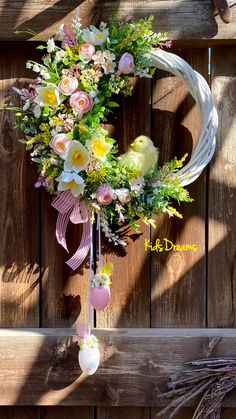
xmin=57 ymin=171 xmax=85 ymax=197
xmin=35 ymin=84 xmax=61 ymax=108
xmin=64 ymin=141 xmax=89 ymax=173
xmin=82 ymin=25 xmax=109 ymax=46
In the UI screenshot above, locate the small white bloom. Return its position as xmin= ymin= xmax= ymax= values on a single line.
xmin=33 ymin=64 xmax=40 ymax=73
xmin=102 ymin=61 xmax=116 ymax=74
xmin=82 ymin=25 xmax=109 ymax=46
xmin=33 ymin=105 xmax=41 ymax=118
xmin=89 ymin=90 xmax=99 ymax=99
xmin=47 ymin=38 xmax=55 ymax=53
xmin=26 ymin=61 xmax=32 ymax=69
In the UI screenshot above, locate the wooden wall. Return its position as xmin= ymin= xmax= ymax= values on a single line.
xmin=0 ymin=1 xmax=236 ymax=418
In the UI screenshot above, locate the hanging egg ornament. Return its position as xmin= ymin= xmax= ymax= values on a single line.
xmin=78 ymin=334 xmax=100 ymax=375
xmin=90 ymin=285 xmax=111 ymax=310
xmin=90 ymin=263 xmax=114 ymax=311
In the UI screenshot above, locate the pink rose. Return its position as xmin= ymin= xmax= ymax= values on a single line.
xmin=50 ymin=134 xmax=71 ymax=159
xmin=96 ymin=184 xmax=114 ymax=205
xmin=79 ymin=43 xmax=95 ymax=60
xmin=69 ymin=91 xmax=93 ymax=113
xmin=58 ymin=76 xmax=78 ymax=96
xmin=115 ymin=188 xmax=131 ymax=204
xmin=118 ymin=52 xmax=134 ymax=74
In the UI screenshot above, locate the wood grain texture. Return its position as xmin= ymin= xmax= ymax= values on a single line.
xmin=151 ymin=49 xmax=208 ymax=327
xmin=0 ymin=328 xmax=236 ymax=406
xmin=0 ymin=408 xmax=40 ymax=419
xmin=208 ymin=47 xmax=236 ymax=327
xmin=0 ymin=42 xmax=40 ymax=419
xmin=41 ymin=406 xmax=93 ymax=418
xmin=0 ymin=0 xmax=236 ymax=43
xmin=0 ymin=43 xmax=40 ymax=327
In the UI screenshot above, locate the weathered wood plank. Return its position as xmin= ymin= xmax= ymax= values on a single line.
xmin=0 ymin=408 xmax=40 ymax=419
xmin=41 ymin=406 xmax=93 ymax=418
xmin=0 ymin=43 xmax=40 ymax=326
xmin=208 ymin=47 xmax=236 ymax=327
xmin=1 ymin=328 xmax=236 ymax=406
xmin=0 ymin=0 xmax=236 ymax=43
xmin=0 ymin=42 xmax=40 ymax=419
xmin=151 ymin=49 xmax=208 ymax=327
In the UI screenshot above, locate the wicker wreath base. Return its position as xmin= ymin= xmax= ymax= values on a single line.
xmin=149 ymin=49 xmax=218 ymax=186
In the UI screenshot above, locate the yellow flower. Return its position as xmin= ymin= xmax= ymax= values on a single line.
xmin=86 ymin=136 xmax=112 ymax=162
xmin=78 ymin=122 xmax=90 ymax=135
xmin=102 ymin=262 xmax=114 ymax=276
xmin=35 ymin=84 xmax=61 ymax=108
xmin=64 ymin=141 xmax=89 ymax=173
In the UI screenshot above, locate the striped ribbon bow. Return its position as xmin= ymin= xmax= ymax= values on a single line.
xmin=52 ymin=190 xmax=90 ymax=270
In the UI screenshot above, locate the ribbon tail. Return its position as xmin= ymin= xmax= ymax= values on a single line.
xmin=55 ymin=211 xmax=71 ymax=253
xmin=66 ymin=216 xmax=90 ymax=270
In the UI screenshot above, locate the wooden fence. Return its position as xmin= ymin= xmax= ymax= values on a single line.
xmin=0 ymin=1 xmax=236 ymax=418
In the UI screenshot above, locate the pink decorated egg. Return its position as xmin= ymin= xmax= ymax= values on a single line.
xmin=90 ymin=286 xmax=111 ymax=310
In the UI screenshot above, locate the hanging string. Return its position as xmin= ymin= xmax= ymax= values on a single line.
xmin=88 ymin=216 xmax=93 ymax=336
xmin=97 ymin=213 xmax=102 ymax=275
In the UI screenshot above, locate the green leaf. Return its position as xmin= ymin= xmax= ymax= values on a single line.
xmin=106 ymin=101 xmax=120 ymax=108
xmin=36 ymin=45 xmax=47 ymax=50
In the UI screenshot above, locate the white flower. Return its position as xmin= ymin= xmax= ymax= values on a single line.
xmin=92 ymin=50 xmax=116 ymax=74
xmin=115 ymin=188 xmax=131 ymax=203
xmin=57 ymin=171 xmax=85 ymax=197
xmin=47 ymin=38 xmax=56 ymax=53
xmin=82 ymin=25 xmax=109 ymax=46
xmin=33 ymin=105 xmax=41 ymax=118
xmin=89 ymin=89 xmax=99 ymax=99
xmin=55 ymin=50 xmax=66 ymax=62
xmin=40 ymin=69 xmax=50 ymax=80
xmin=33 ymin=64 xmax=40 ymax=73
xmin=64 ymin=141 xmax=89 ymax=173
xmin=35 ymin=84 xmax=61 ymax=108
xmin=26 ymin=61 xmax=32 ymax=69
xmin=129 ymin=177 xmax=145 ymax=195
xmin=102 ymin=61 xmax=116 ymax=74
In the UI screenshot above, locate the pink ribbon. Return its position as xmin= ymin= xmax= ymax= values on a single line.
xmin=52 ymin=190 xmax=90 ymax=270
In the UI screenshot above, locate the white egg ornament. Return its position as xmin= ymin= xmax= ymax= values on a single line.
xmin=78 ymin=334 xmax=100 ymax=376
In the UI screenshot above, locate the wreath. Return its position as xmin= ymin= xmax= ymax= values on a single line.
xmin=7 ymin=10 xmax=218 ymax=375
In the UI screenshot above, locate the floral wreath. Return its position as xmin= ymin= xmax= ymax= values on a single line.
xmin=7 ymin=10 xmax=218 ymax=376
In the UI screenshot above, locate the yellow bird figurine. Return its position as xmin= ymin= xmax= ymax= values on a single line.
xmin=119 ymin=135 xmax=159 ymax=175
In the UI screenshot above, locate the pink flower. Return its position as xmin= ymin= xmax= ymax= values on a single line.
xmin=50 ymin=133 xmax=71 ymax=159
xmin=115 ymin=188 xmax=131 ymax=204
xmin=76 ymin=323 xmax=89 ymax=339
xmin=58 ymin=76 xmax=78 ymax=96
xmin=64 ymin=118 xmax=74 ymax=132
xmin=118 ymin=52 xmax=134 ymax=74
xmin=69 ymin=91 xmax=93 ymax=113
xmin=79 ymin=43 xmax=95 ymax=60
xmin=96 ymin=184 xmax=114 ymax=205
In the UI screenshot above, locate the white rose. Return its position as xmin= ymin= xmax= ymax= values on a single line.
xmin=115 ymin=188 xmax=131 ymax=204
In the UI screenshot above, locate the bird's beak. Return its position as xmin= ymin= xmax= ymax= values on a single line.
xmin=130 ymin=142 xmax=134 ymax=148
